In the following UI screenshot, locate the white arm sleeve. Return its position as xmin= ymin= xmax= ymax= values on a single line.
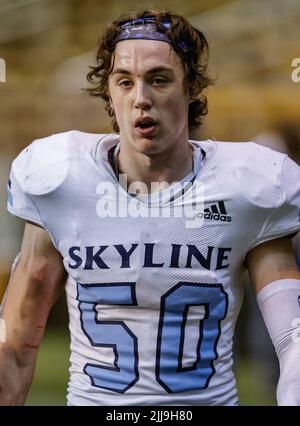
xmin=257 ymin=279 xmax=300 ymax=406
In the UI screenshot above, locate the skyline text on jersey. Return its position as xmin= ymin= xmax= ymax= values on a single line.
xmin=68 ymin=243 xmax=232 ymax=271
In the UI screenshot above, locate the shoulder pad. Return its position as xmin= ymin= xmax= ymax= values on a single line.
xmin=12 ymin=130 xmax=102 ymax=196
xmin=215 ymin=141 xmax=287 ymax=208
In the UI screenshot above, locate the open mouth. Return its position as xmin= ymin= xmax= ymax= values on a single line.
xmin=134 ymin=117 xmax=158 ymax=136
xmin=135 ymin=117 xmax=158 ymax=129
xmin=139 ymin=122 xmax=155 ymax=129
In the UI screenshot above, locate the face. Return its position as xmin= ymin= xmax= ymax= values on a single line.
xmin=108 ymin=39 xmax=190 ymax=155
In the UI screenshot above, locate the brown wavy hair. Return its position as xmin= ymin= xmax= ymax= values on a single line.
xmin=86 ymin=8 xmax=214 ymax=132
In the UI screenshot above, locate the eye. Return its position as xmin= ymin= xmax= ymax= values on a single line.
xmin=152 ymin=77 xmax=168 ymax=85
xmin=118 ymin=79 xmax=133 ymax=88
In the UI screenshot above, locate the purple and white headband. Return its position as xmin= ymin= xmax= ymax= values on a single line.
xmin=115 ymin=17 xmax=188 ymax=50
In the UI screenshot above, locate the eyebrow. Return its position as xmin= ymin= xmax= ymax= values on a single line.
xmin=111 ymin=66 xmax=174 ymax=76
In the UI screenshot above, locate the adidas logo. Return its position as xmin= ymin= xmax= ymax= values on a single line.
xmin=197 ymin=201 xmax=232 ymax=222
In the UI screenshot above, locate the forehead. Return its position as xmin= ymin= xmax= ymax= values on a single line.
xmin=112 ymin=39 xmax=183 ymax=73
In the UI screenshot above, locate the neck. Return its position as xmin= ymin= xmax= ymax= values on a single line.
xmin=115 ymin=137 xmax=193 ymax=193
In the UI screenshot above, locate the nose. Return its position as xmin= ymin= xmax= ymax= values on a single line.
xmin=133 ymin=81 xmax=152 ymax=111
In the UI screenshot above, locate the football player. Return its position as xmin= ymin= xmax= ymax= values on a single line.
xmin=1 ymin=9 xmax=300 ymax=406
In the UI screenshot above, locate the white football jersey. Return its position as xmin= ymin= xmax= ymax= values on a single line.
xmin=7 ymin=131 xmax=300 ymax=406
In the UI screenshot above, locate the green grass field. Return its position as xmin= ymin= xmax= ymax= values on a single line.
xmin=25 ymin=329 xmax=276 ymax=406
xmin=25 ymin=330 xmax=70 ymax=406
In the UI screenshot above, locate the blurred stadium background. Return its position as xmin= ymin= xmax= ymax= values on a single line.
xmin=1 ymin=0 xmax=300 ymax=405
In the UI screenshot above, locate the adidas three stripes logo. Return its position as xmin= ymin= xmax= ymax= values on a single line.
xmin=198 ymin=201 xmax=232 ymax=222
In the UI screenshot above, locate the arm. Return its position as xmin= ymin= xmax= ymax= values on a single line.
xmin=247 ymin=236 xmax=300 ymax=293
xmin=247 ymin=236 xmax=300 ymax=405
xmin=0 ymin=222 xmax=67 ymax=405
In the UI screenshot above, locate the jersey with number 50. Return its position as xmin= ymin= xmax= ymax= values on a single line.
xmin=7 ymin=131 xmax=300 ymax=405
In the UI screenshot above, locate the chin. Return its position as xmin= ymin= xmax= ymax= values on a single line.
xmin=136 ymin=138 xmax=164 ymax=155
xmin=120 ymin=130 xmax=166 ymax=155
